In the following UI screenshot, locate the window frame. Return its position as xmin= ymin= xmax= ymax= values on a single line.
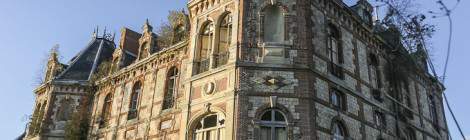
xmin=330 ymin=88 xmax=346 ymax=111
xmin=195 ymin=22 xmax=215 ymax=74
xmin=214 ymin=13 xmax=232 ymax=68
xmin=162 ymin=67 xmax=179 ymax=110
xmin=128 ymin=82 xmax=141 ymax=120
xmin=192 ymin=113 xmax=226 ymax=140
xmin=332 ymin=121 xmax=347 ymax=140
xmin=257 ymin=109 xmax=288 ymax=140
xmin=100 ymin=93 xmax=113 ymax=127
xmin=262 ymin=5 xmax=286 ymax=42
xmin=327 ymin=24 xmax=344 ymax=79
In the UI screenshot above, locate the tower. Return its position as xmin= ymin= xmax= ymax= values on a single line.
xmin=24 ymin=31 xmax=115 ymax=140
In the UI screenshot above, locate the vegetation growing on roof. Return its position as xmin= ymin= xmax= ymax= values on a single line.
xmin=156 ymin=10 xmax=189 ymax=48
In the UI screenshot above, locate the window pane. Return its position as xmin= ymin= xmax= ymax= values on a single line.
xmin=203 ymin=115 xmax=217 ymax=128
xmin=275 ymin=127 xmax=287 ymax=140
xmin=261 ymin=111 xmax=272 ymax=121
xmin=274 ymin=111 xmax=285 ymax=121
xmin=260 ymin=126 xmax=271 ymax=140
xmin=195 ymin=122 xmax=202 ymax=130
xmin=332 ymin=92 xmax=339 ymax=107
xmin=264 ymin=6 xmax=284 ymax=42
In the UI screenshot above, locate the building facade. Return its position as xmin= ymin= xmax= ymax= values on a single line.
xmin=24 ymin=0 xmax=449 ymax=140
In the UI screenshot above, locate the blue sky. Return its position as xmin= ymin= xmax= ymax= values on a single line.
xmin=0 ymin=0 xmax=467 ymax=139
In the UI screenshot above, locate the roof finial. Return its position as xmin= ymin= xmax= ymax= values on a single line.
xmin=96 ymin=26 xmax=99 ymax=38
xmin=49 ymin=44 xmax=60 ymax=62
xmin=92 ymin=26 xmax=98 ymax=38
xmin=143 ymin=19 xmax=153 ymax=33
xmin=103 ymin=26 xmax=107 ymax=38
xmin=111 ymin=32 xmax=116 ymax=42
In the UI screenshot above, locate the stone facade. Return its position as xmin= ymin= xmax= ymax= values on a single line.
xmin=24 ymin=0 xmax=449 ymax=140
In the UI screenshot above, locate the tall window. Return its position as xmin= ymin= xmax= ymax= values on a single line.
xmin=162 ymin=67 xmax=178 ymax=110
xmin=332 ymin=122 xmax=347 ymax=140
xmin=101 ymin=94 xmax=113 ymax=126
xmin=369 ymin=54 xmax=382 ymax=88
xmin=331 ymin=88 xmax=345 ymax=110
xmin=327 ymin=24 xmax=342 ymax=64
xmin=215 ymin=13 xmax=232 ymax=67
xmin=327 ymin=24 xmax=343 ymax=78
xmin=263 ymin=5 xmax=285 ymax=42
xmin=259 ymin=109 xmax=287 ymax=140
xmin=57 ymin=98 xmax=73 ymax=121
xmin=193 ymin=114 xmax=225 ymax=140
xmin=196 ymin=22 xmax=214 ymax=74
xmin=128 ymin=82 xmax=141 ymax=120
xmin=428 ymin=95 xmax=438 ymax=124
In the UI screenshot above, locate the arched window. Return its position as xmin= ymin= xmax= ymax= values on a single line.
xmin=263 ymin=5 xmax=285 ymax=42
xmin=193 ymin=114 xmax=225 ymax=140
xmin=332 ymin=122 xmax=347 ymax=140
xmin=57 ymin=98 xmax=73 ymax=121
xmin=100 ymin=94 xmax=113 ymax=126
xmin=162 ymin=67 xmax=178 ymax=110
xmin=330 ymin=88 xmax=345 ymax=110
xmin=215 ymin=13 xmax=232 ymax=67
xmin=196 ymin=22 xmax=214 ymax=74
xmin=259 ymin=109 xmax=287 ymax=140
xmin=128 ymin=82 xmax=141 ymax=120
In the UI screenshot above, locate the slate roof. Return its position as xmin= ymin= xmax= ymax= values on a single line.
xmin=56 ymin=38 xmax=115 ymax=81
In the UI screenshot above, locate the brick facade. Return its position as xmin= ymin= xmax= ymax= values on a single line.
xmin=24 ymin=0 xmax=449 ymax=140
